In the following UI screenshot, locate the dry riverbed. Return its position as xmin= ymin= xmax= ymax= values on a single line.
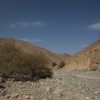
xmin=0 ymin=70 xmax=100 ymax=100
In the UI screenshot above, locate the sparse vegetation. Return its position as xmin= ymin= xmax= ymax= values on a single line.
xmin=58 ymin=61 xmax=65 ymax=68
xmin=0 ymin=43 xmax=53 ymax=81
xmin=88 ymin=66 xmax=97 ymax=71
xmin=52 ymin=62 xmax=57 ymax=67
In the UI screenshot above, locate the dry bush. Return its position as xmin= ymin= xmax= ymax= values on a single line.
xmin=58 ymin=61 xmax=65 ymax=68
xmin=52 ymin=62 xmax=57 ymax=67
xmin=88 ymin=66 xmax=97 ymax=71
xmin=29 ymin=54 xmax=53 ymax=79
xmin=0 ymin=43 xmax=53 ymax=81
xmin=0 ymin=43 xmax=25 ymax=75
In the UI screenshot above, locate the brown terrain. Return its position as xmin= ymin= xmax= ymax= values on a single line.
xmin=0 ymin=38 xmax=100 ymax=100
xmin=0 ymin=38 xmax=100 ymax=71
xmin=65 ymin=39 xmax=100 ymax=71
xmin=0 ymin=38 xmax=71 ymax=68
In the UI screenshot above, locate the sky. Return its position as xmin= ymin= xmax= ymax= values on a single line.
xmin=0 ymin=0 xmax=100 ymax=55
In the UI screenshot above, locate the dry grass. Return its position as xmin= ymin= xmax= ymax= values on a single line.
xmin=58 ymin=61 xmax=65 ymax=68
xmin=52 ymin=62 xmax=57 ymax=67
xmin=0 ymin=43 xmax=53 ymax=81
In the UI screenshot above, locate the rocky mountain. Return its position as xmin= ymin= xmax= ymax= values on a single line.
xmin=1 ymin=38 xmax=100 ymax=71
xmin=66 ymin=39 xmax=100 ymax=71
xmin=0 ymin=38 xmax=100 ymax=100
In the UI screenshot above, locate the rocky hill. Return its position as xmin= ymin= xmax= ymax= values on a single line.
xmin=1 ymin=38 xmax=100 ymax=71
xmin=66 ymin=39 xmax=100 ymax=71
xmin=0 ymin=38 xmax=71 ymax=67
xmin=0 ymin=38 xmax=100 ymax=100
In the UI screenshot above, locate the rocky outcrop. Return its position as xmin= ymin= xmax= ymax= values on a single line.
xmin=66 ymin=39 xmax=100 ymax=70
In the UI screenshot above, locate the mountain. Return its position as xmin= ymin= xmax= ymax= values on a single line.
xmin=1 ymin=38 xmax=100 ymax=71
xmin=66 ymin=39 xmax=100 ymax=71
xmin=0 ymin=38 xmax=71 ymax=67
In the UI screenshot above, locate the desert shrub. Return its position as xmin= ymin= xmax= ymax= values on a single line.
xmin=0 ymin=43 xmax=53 ymax=81
xmin=31 ymin=66 xmax=53 ymax=79
xmin=52 ymin=62 xmax=57 ymax=67
xmin=58 ymin=61 xmax=65 ymax=68
xmin=29 ymin=54 xmax=53 ymax=79
xmin=88 ymin=66 xmax=97 ymax=71
xmin=0 ymin=43 xmax=25 ymax=75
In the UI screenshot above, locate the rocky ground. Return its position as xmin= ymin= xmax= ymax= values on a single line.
xmin=0 ymin=70 xmax=100 ymax=100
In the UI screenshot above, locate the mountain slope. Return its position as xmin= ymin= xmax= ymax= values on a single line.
xmin=66 ymin=39 xmax=100 ymax=70
xmin=0 ymin=38 xmax=71 ymax=67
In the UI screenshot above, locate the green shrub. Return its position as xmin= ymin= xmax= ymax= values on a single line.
xmin=0 ymin=43 xmax=53 ymax=81
xmin=58 ymin=61 xmax=65 ymax=69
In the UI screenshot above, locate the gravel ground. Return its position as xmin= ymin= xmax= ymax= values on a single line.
xmin=0 ymin=70 xmax=100 ymax=100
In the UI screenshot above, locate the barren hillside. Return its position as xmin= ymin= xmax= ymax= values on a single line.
xmin=0 ymin=38 xmax=100 ymax=100
xmin=0 ymin=38 xmax=71 ymax=66
xmin=66 ymin=39 xmax=100 ymax=70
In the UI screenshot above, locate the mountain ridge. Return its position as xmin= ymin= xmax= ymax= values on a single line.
xmin=0 ymin=38 xmax=71 ymax=67
xmin=65 ymin=39 xmax=100 ymax=71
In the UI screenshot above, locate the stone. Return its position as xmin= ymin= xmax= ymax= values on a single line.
xmin=53 ymin=88 xmax=62 ymax=94
xmin=40 ymin=81 xmax=45 ymax=85
xmin=5 ymin=94 xmax=11 ymax=99
xmin=45 ymin=86 xmax=51 ymax=91
xmin=94 ymin=91 xmax=100 ymax=95
xmin=30 ymin=96 xmax=35 ymax=100
xmin=43 ymin=98 xmax=48 ymax=100
xmin=25 ymin=95 xmax=30 ymax=99
xmin=24 ymin=95 xmax=35 ymax=100
xmin=10 ymin=93 xmax=19 ymax=99
xmin=86 ymin=97 xmax=91 ymax=100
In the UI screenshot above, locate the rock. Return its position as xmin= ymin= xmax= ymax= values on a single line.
xmin=0 ymin=70 xmax=100 ymax=100
xmin=24 ymin=95 xmax=35 ymax=100
xmin=86 ymin=97 xmax=91 ymax=100
xmin=94 ymin=91 xmax=100 ymax=95
xmin=45 ymin=86 xmax=51 ymax=91
xmin=30 ymin=96 xmax=35 ymax=100
xmin=65 ymin=97 xmax=70 ymax=100
xmin=10 ymin=93 xmax=19 ymax=99
xmin=25 ymin=95 xmax=30 ymax=99
xmin=53 ymin=88 xmax=63 ymax=99
xmin=5 ymin=94 xmax=11 ymax=99
xmin=53 ymin=88 xmax=62 ymax=94
xmin=43 ymin=98 xmax=48 ymax=100
xmin=0 ymin=85 xmax=5 ymax=89
xmin=40 ymin=81 xmax=45 ymax=85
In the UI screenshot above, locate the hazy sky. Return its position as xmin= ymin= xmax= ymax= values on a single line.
xmin=0 ymin=0 xmax=100 ymax=54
